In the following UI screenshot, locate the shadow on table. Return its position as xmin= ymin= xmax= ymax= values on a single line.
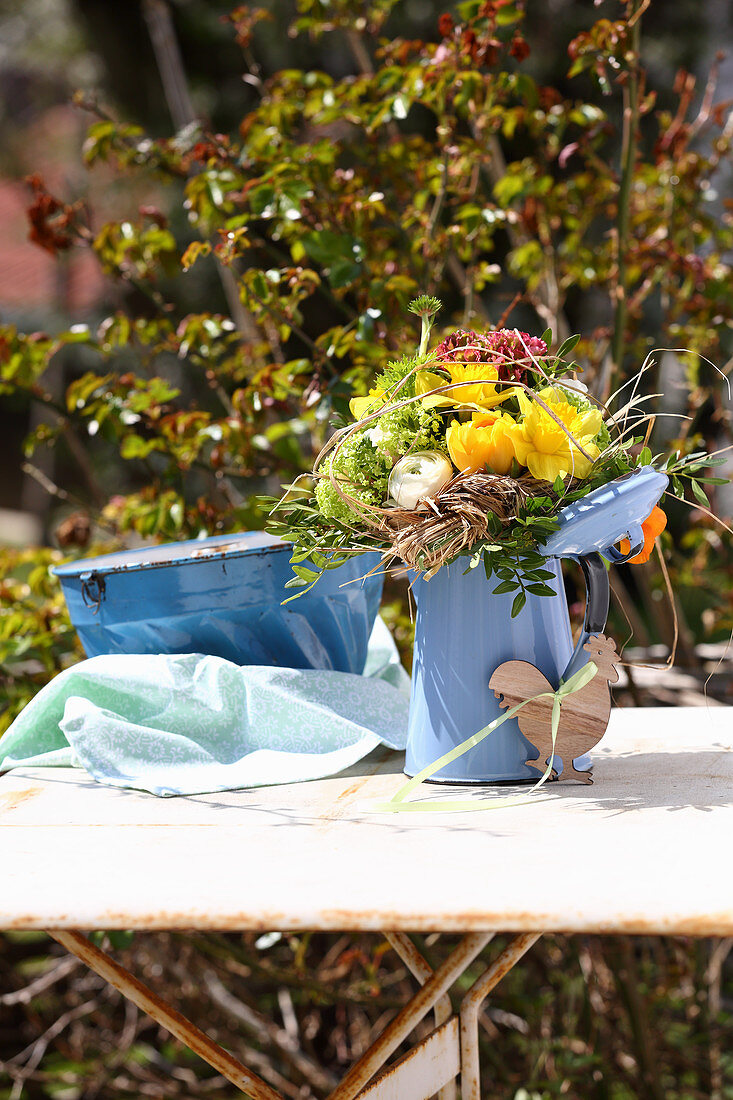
xmin=580 ymin=745 xmax=733 ymax=815
xmin=3 ymin=745 xmax=730 ymax=832
xmin=180 ymin=751 xmax=733 ymax=842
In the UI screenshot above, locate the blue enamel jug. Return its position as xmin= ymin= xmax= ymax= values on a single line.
xmin=405 ymin=467 xmax=668 ymax=783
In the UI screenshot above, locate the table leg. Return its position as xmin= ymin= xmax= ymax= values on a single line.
xmin=333 ymin=932 xmax=542 ymax=1100
xmin=48 ymin=930 xmax=284 ymax=1100
xmin=326 ymin=933 xmax=492 ymax=1100
xmin=383 ymin=933 xmax=456 ymax=1100
xmin=459 ymin=932 xmax=542 ymax=1100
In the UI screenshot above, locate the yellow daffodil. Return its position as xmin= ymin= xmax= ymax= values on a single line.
xmin=349 ymin=386 xmax=385 ymax=420
xmin=415 ymin=370 xmax=448 ymax=407
xmin=447 ymin=412 xmax=519 ymax=476
xmin=509 ymin=386 xmax=602 ymax=483
xmin=417 ymin=363 xmax=514 ymax=412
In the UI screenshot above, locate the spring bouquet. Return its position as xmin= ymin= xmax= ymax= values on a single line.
xmin=270 ymin=297 xmax=717 ymax=612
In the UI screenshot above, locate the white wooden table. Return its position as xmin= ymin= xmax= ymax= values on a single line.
xmin=1 ymin=706 xmax=731 ymax=1100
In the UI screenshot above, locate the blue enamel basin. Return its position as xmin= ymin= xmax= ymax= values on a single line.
xmin=53 ymin=533 xmax=382 ymax=674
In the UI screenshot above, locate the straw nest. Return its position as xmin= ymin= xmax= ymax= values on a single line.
xmin=351 ymin=470 xmax=533 ymax=574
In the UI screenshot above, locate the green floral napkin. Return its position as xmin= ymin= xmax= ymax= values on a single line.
xmin=0 ymin=618 xmax=408 ymax=796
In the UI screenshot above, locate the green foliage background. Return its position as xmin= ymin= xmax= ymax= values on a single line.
xmin=0 ymin=1 xmax=732 ymax=1097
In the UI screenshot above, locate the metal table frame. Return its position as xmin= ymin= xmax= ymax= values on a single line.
xmin=49 ymin=928 xmax=541 ymax=1100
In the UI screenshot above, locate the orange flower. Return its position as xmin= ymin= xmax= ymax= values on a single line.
xmin=446 ymin=412 xmax=517 ymax=475
xmin=618 ymin=505 xmax=667 ymax=564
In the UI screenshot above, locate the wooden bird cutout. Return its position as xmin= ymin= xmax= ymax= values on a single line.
xmin=488 ymin=635 xmax=619 ymax=783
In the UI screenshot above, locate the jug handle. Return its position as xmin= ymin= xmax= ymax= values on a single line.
xmin=561 ymin=553 xmax=607 ymax=681
xmin=556 ymin=541 xmax=638 ymax=677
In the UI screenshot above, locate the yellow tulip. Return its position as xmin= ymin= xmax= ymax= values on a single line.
xmin=417 ymin=363 xmax=514 ymax=412
xmin=508 ymin=386 xmax=602 ymax=483
xmin=349 ymin=386 xmax=385 ymax=420
xmin=447 ymin=413 xmax=518 ymax=476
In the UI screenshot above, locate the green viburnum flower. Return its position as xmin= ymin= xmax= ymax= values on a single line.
xmin=364 ymin=354 xmax=448 ymax=460
xmin=315 ymin=430 xmax=391 ymax=523
xmin=316 ymin=356 xmax=449 ymax=524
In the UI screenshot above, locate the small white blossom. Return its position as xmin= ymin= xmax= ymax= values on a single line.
xmin=562 ymin=378 xmax=588 ymax=394
xmin=364 ymin=425 xmax=387 ymax=446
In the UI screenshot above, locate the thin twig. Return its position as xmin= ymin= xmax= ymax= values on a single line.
xmin=608 ymin=11 xmax=642 ymax=399
xmin=655 ymin=540 xmax=678 ymax=667
xmin=0 ymin=955 xmax=80 ymax=1006
xmin=203 ymin=969 xmax=337 ymax=1093
xmin=4 ymin=997 xmax=99 ymax=1069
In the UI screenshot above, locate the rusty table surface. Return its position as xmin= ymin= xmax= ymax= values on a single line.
xmin=0 ymin=706 xmax=731 ymax=936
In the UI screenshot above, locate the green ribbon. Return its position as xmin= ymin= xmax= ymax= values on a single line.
xmin=374 ymin=660 xmax=599 ymax=813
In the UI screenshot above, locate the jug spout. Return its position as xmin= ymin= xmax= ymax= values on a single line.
xmin=541 ymin=465 xmax=668 ymax=561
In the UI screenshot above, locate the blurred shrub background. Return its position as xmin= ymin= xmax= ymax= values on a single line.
xmin=0 ymin=1 xmax=731 ymax=1096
